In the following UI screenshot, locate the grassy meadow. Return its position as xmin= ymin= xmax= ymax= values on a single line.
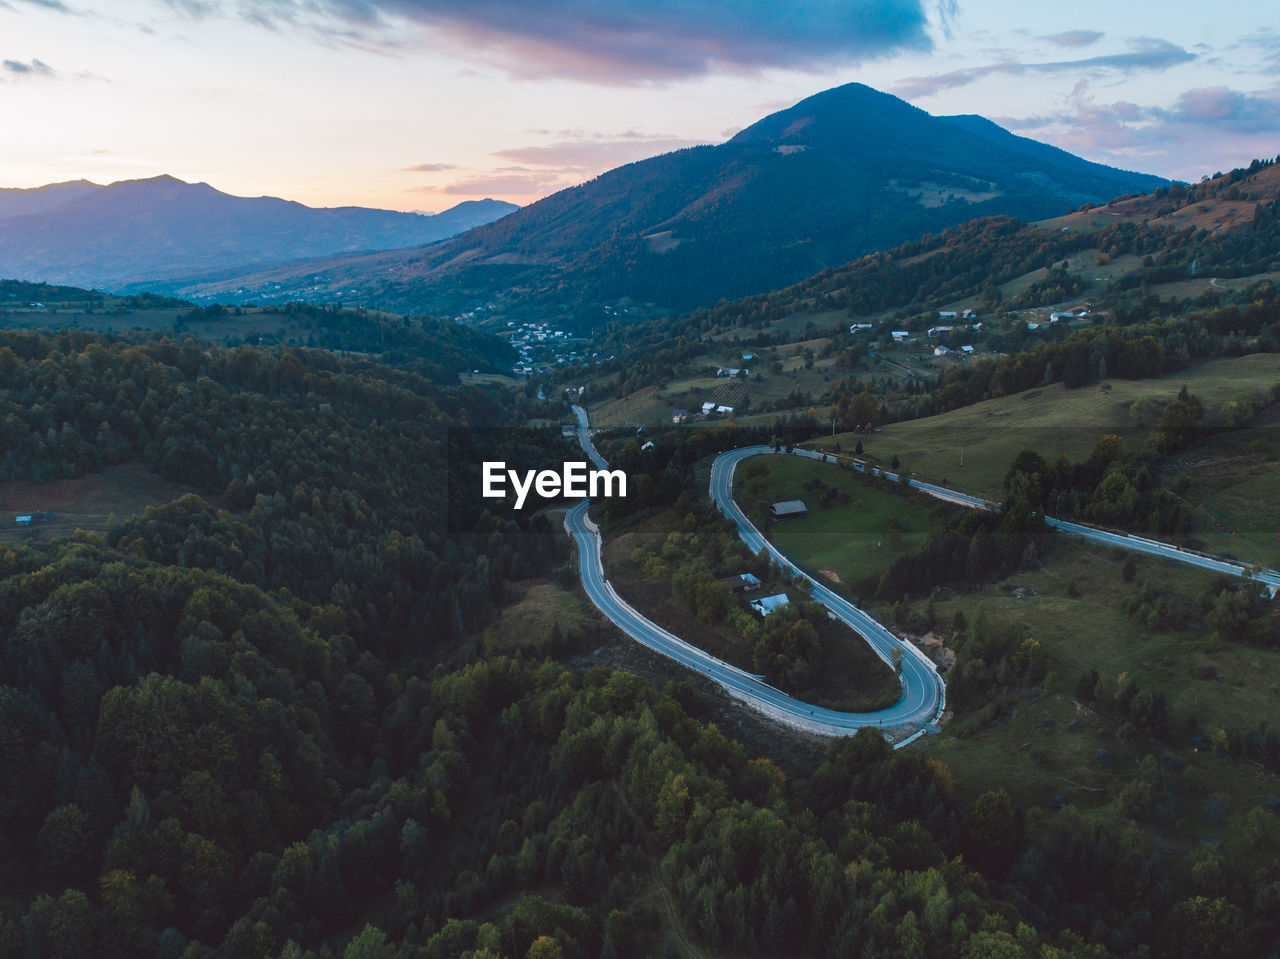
xmin=832 ymin=354 xmax=1280 ymax=501
xmin=738 ymin=454 xmax=945 ymax=590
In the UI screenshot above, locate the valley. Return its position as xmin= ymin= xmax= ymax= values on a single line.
xmin=4 ymin=71 xmax=1280 ymax=958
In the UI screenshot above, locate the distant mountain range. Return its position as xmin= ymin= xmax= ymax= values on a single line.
xmin=0 ymin=176 xmax=518 ymax=290
xmin=134 ymin=83 xmax=1166 ymax=320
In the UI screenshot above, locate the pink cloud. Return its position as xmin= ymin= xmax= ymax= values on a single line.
xmin=493 ymin=137 xmax=706 ymax=170
xmin=999 ymin=80 xmax=1280 ymax=180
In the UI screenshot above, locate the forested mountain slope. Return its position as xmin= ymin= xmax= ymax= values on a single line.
xmin=148 ymin=83 xmax=1163 ymax=321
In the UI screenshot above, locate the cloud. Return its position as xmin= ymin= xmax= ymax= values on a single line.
xmin=1042 ymin=30 xmax=1103 ymax=48
xmin=402 ymin=162 xmax=456 ymax=172
xmin=2 ymin=58 xmax=55 ymax=77
xmin=163 ymin=0 xmax=220 ymax=19
xmin=11 ymin=0 xmax=72 ymax=11
xmin=187 ymin=0 xmax=936 ymax=81
xmin=430 ymin=170 xmax=569 ymax=195
xmin=493 ymin=136 xmax=706 ymax=170
xmin=934 ymin=0 xmax=958 ymax=42
xmin=1000 ymin=80 xmax=1280 ymax=180
xmin=893 ymin=37 xmax=1195 ymax=98
xmin=1164 ymin=86 xmax=1280 ymax=135
xmin=1237 ymin=28 xmax=1280 ymax=70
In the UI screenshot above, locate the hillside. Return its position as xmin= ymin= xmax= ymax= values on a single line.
xmin=146 ymin=83 xmax=1165 ymax=320
xmin=0 ymin=175 xmax=517 ymax=290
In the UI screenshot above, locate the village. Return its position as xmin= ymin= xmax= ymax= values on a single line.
xmin=503 ymin=320 xmax=598 ymax=375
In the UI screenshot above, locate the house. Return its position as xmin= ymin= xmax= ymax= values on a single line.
xmin=715 ymin=404 xmax=734 ymax=415
xmin=962 ymin=309 xmax=978 ymax=319
xmin=1049 ymin=312 xmax=1071 ymax=323
xmin=849 ymin=323 xmax=873 ymax=333
xmin=960 ymin=345 xmax=975 ymax=355
xmin=721 ymin=572 xmax=762 ymax=593
xmin=671 ymin=408 xmax=690 ymax=423
xmin=750 ymin=593 xmax=791 ymax=616
xmin=641 ymin=441 xmax=655 ymax=452
xmin=741 ymin=353 xmax=755 ymax=361
xmin=937 ymin=311 xmax=958 ymax=320
xmin=1026 ymin=322 xmax=1041 ymax=331
xmin=970 ymin=322 xmax=985 ymax=333
xmin=928 ymin=326 xmax=953 ymax=338
xmin=770 ymin=500 xmax=808 ymax=519
xmin=933 ymin=345 xmax=951 ymax=357
xmin=701 ymin=401 xmax=716 ymax=415
xmin=891 ymin=330 xmax=910 ymax=341
xmin=15 ymin=515 xmax=32 ymax=526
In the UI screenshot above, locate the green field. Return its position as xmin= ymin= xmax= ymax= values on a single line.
xmin=915 ymin=538 xmax=1280 ymax=867
xmin=1165 ymin=406 xmax=1280 ymax=569
xmin=484 ymin=582 xmax=587 ymax=655
xmin=740 ymin=454 xmax=945 ymax=590
xmin=908 ymin=540 xmax=1279 ymax=735
xmin=593 ymin=359 xmax=847 ymax=428
xmin=0 ymin=461 xmax=211 ymax=546
xmin=835 ymin=353 xmax=1280 ymax=500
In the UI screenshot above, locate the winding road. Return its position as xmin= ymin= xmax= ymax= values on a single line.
xmin=565 ymin=406 xmax=945 ymax=741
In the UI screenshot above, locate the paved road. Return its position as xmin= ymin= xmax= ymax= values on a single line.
xmin=565 ymin=408 xmax=944 ymax=741
xmin=563 ymin=409 xmax=1277 ymax=741
xmin=788 ymin=444 xmax=1280 ymax=595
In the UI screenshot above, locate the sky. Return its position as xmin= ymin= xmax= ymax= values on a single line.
xmin=1 ymin=0 xmax=1278 ymax=213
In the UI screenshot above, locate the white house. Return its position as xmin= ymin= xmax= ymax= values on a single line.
xmin=750 ymin=593 xmax=791 ymax=616
xmin=928 ymin=326 xmax=954 ymax=338
xmin=849 ymin=323 xmax=873 ymax=333
xmin=933 ymin=345 xmax=952 ymax=356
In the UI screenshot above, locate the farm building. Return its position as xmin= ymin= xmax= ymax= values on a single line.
xmin=750 ymin=593 xmax=791 ymax=616
xmin=721 ymin=573 xmax=762 ymax=593
xmin=770 ymin=500 xmax=808 ymax=520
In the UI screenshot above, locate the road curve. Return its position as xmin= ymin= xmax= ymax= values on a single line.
xmin=565 ymin=407 xmax=945 ymax=741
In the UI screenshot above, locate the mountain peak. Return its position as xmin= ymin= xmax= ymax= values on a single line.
xmin=106 ymin=174 xmax=210 ymax=190
xmin=729 ymin=82 xmax=929 ymax=147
